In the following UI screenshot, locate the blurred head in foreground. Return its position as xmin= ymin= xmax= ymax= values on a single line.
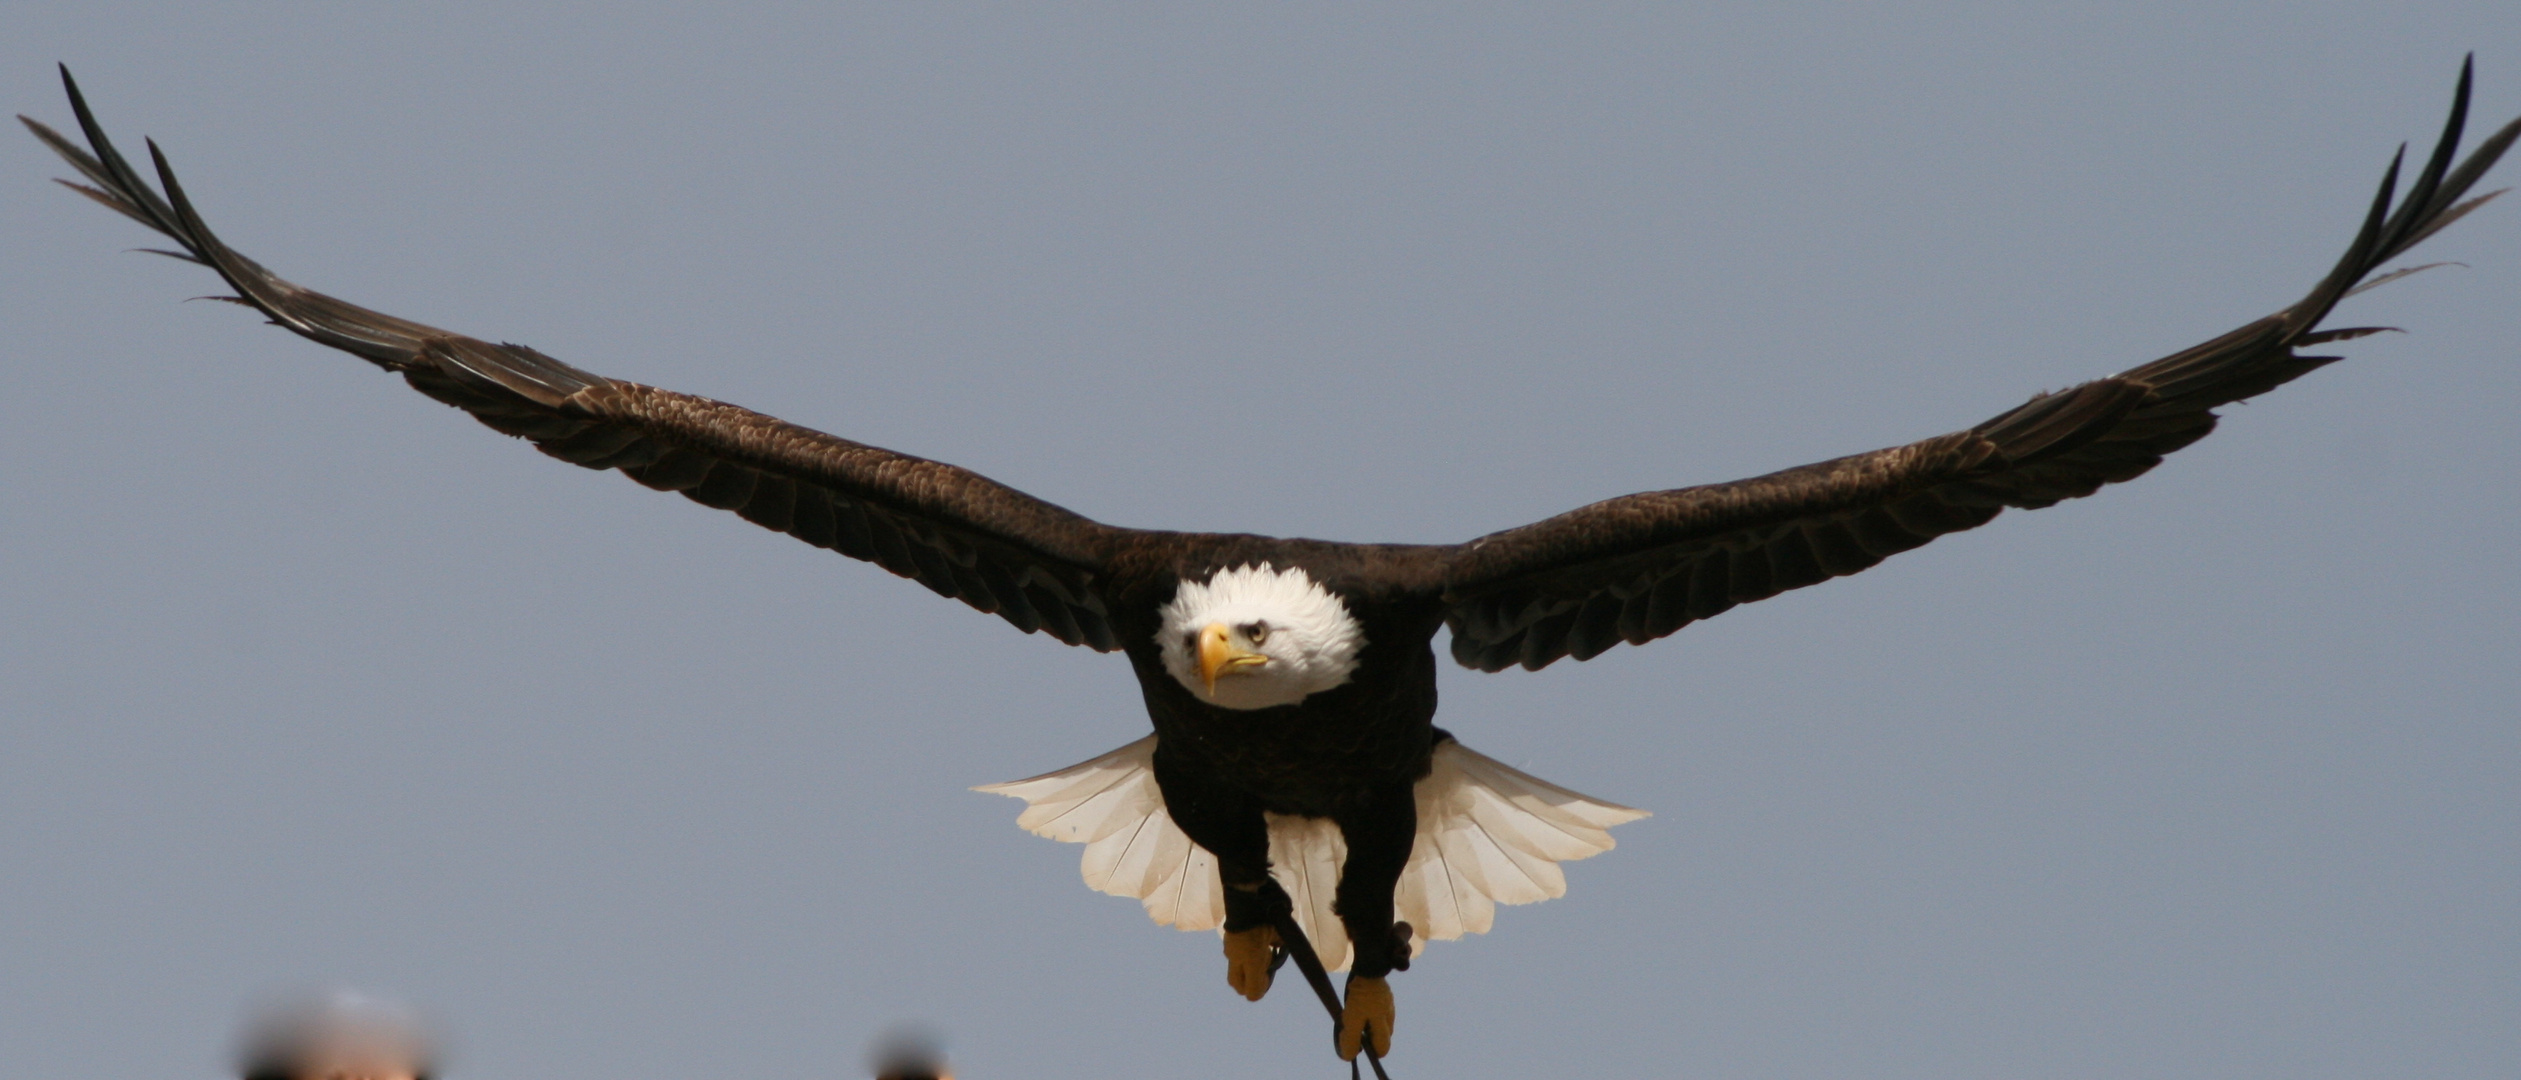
xmin=238 ymin=993 xmax=434 ymax=1080
xmin=869 ymin=1027 xmax=952 ymax=1080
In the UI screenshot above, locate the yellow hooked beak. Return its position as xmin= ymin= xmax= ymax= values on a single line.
xmin=1197 ymin=622 xmax=1269 ymax=693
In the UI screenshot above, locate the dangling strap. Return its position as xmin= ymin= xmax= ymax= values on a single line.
xmin=1268 ymin=908 xmax=1393 ymax=1080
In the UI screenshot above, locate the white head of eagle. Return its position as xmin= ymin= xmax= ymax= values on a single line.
xmin=1157 ymin=564 xmax=1365 ymax=710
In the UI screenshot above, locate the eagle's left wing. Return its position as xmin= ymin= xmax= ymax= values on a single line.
xmin=1440 ymin=62 xmax=2517 ymax=673
xmin=23 ymin=68 xmax=1130 ymax=650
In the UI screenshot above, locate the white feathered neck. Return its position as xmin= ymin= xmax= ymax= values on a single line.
xmin=1157 ymin=563 xmax=1364 ymax=710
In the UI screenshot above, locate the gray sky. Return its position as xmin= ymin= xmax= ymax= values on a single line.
xmin=5 ymin=5 xmax=2516 ymax=1079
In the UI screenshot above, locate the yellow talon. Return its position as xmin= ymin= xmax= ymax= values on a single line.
xmin=1337 ymin=975 xmax=1394 ymax=1061
xmin=1222 ymin=925 xmax=1279 ymax=1001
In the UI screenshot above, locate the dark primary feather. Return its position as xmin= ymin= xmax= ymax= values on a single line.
xmin=1440 ymin=58 xmax=2519 ymax=672
xmin=21 ymin=66 xmax=1126 ymax=650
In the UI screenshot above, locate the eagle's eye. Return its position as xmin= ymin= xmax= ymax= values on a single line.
xmin=1243 ymin=621 xmax=1269 ymax=645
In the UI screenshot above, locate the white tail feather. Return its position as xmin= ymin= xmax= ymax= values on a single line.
xmin=976 ymin=737 xmax=1647 ymax=971
xmin=975 ymin=736 xmax=1227 ymax=931
xmin=1265 ymin=811 xmax=1353 ymax=968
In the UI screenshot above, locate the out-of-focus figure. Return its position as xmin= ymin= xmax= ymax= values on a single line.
xmin=868 ymin=1027 xmax=952 ymax=1080
xmin=237 ymin=993 xmax=435 ymax=1080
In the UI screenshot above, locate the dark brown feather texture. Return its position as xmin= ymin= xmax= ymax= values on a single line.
xmin=24 ymin=62 xmax=2514 ymax=673
xmin=1439 ymin=58 xmax=2518 ymax=671
xmin=22 ymin=66 xmax=1126 ymax=649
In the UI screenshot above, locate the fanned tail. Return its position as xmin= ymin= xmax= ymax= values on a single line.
xmin=979 ymin=737 xmax=1647 ymax=971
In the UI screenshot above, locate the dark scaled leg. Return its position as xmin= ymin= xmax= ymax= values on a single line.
xmin=1152 ymin=749 xmax=1289 ymax=1002
xmin=1332 ymin=781 xmax=1418 ymax=1061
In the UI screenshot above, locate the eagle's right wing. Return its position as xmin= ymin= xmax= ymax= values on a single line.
xmin=24 ymin=67 xmax=1126 ymax=650
xmin=1440 ymin=60 xmax=2518 ymax=673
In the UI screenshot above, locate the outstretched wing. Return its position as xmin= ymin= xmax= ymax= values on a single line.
xmin=1442 ymin=60 xmax=2518 ymax=673
xmin=23 ymin=67 xmax=1125 ymax=650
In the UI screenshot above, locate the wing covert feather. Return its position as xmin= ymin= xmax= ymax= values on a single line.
xmin=1442 ymin=61 xmax=2518 ymax=672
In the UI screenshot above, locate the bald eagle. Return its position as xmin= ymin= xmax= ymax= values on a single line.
xmin=25 ymin=61 xmax=2516 ymax=1064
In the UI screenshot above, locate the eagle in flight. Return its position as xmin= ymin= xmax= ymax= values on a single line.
xmin=24 ymin=61 xmax=2517 ymax=1065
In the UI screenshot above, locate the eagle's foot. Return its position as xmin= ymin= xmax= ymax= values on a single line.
xmin=1222 ymin=925 xmax=1281 ymax=1002
xmin=1336 ymin=975 xmax=1394 ymax=1062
